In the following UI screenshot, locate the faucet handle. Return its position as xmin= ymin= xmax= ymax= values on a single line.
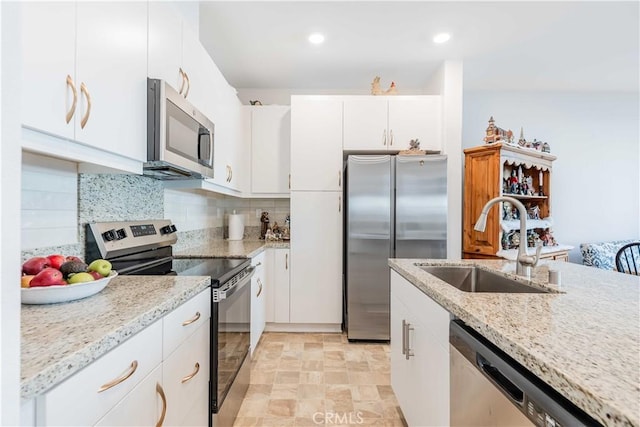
xmin=519 ymin=245 xmax=542 ymax=268
xmin=531 ymin=245 xmax=542 ymax=268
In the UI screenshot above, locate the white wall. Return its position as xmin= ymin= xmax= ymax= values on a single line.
xmin=1 ymin=2 xmax=22 ymax=424
xmin=463 ymin=91 xmax=640 ymax=262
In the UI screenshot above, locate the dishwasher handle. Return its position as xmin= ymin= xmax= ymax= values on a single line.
xmin=477 ymin=353 xmax=525 ymax=406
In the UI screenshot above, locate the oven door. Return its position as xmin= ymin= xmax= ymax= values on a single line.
xmin=211 ymin=270 xmax=252 ymax=413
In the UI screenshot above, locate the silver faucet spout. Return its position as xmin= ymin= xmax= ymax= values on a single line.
xmin=474 ymin=196 xmax=542 ymax=278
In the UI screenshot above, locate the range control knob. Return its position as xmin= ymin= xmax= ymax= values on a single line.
xmin=115 ymin=228 xmax=127 ymax=240
xmin=102 ymin=229 xmax=117 ymax=242
xmin=160 ymin=224 xmax=177 ymax=235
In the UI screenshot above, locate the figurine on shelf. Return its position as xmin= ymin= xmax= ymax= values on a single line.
xmin=518 ymin=127 xmax=527 ymax=147
xmin=385 ymin=81 xmax=398 ymax=95
xmin=542 ymin=142 xmax=551 ymax=153
xmin=528 ymin=205 xmax=541 ymax=220
xmin=503 ymin=202 xmax=514 ymax=220
xmin=483 ymin=116 xmax=511 ymax=144
xmin=508 ymin=169 xmax=519 ymax=194
xmin=260 ymin=211 xmax=270 ymax=240
xmin=539 ymin=229 xmax=558 ymax=246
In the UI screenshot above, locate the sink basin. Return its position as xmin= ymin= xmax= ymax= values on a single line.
xmin=420 ymin=266 xmax=549 ymax=293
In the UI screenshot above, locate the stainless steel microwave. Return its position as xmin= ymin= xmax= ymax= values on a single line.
xmin=144 ymin=78 xmax=214 ymax=180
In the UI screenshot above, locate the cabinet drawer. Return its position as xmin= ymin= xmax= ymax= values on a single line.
xmin=163 ymin=288 xmax=210 ymax=358
xmin=37 ymin=320 xmax=162 ymax=427
xmin=162 ymin=320 xmax=210 ymax=426
xmin=94 ymin=365 xmax=163 ymax=427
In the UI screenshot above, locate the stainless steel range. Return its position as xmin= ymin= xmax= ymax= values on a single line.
xmin=86 ymin=220 xmax=253 ymax=427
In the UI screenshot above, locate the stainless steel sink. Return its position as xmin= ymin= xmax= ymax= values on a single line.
xmin=420 ymin=266 xmax=549 ymax=293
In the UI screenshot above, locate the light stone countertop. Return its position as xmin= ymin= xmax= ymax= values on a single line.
xmin=388 ymin=258 xmax=640 ymax=427
xmin=174 ymin=239 xmax=290 ymax=259
xmin=21 ymin=274 xmax=210 ymax=400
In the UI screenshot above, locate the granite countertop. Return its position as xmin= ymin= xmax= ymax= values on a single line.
xmin=389 ymin=258 xmax=640 ymax=427
xmin=21 ymin=274 xmax=210 ymax=400
xmin=174 ymin=239 xmax=290 ymax=259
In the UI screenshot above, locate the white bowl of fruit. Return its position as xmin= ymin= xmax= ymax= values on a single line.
xmin=21 ymin=255 xmax=117 ymax=305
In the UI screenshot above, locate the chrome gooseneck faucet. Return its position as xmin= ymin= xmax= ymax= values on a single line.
xmin=474 ymin=196 xmax=542 ymax=278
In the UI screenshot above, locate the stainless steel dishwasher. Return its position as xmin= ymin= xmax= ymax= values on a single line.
xmin=450 ymin=320 xmax=602 ymax=427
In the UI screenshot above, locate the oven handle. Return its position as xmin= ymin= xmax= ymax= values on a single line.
xmin=116 ymin=256 xmax=174 ymax=275
xmin=215 ymin=267 xmax=255 ymax=301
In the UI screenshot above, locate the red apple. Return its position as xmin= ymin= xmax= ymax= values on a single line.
xmin=88 ymin=271 xmax=103 ymax=280
xmin=65 ymin=255 xmax=84 ymax=263
xmin=46 ymin=254 xmax=66 ymax=270
xmin=29 ymin=268 xmax=66 ymax=287
xmin=22 ymin=257 xmax=50 ymax=275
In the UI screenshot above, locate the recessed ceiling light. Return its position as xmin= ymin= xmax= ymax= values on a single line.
xmin=308 ymin=33 xmax=325 ymax=45
xmin=433 ymin=33 xmax=451 ymax=44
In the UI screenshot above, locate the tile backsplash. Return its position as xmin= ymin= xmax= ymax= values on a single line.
xmin=21 ymin=153 xmax=290 ymax=261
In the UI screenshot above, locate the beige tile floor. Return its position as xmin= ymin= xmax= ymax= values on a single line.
xmin=233 ymin=332 xmax=406 ymax=427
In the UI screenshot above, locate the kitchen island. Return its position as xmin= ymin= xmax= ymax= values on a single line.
xmin=21 ymin=274 xmax=210 ymax=400
xmin=389 ymin=258 xmax=639 ymax=427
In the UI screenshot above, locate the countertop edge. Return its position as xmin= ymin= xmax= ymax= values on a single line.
xmin=20 ymin=277 xmax=211 ymax=400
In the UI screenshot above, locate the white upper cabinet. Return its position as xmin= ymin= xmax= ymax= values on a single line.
xmin=248 ymin=105 xmax=291 ymax=196
xmin=21 ymin=1 xmax=148 ymax=164
xmin=343 ymin=96 xmax=442 ymax=152
xmin=290 ymin=96 xmax=343 ymax=191
xmin=147 ymin=1 xmax=183 ymax=92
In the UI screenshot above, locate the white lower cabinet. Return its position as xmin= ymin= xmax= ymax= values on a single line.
xmin=33 ymin=288 xmax=211 ymax=426
xmin=251 ymin=251 xmax=267 ymax=353
xmin=390 ymin=270 xmax=450 ymax=427
xmin=35 ymin=320 xmax=163 ymax=426
xmin=266 ymin=248 xmax=291 ymax=323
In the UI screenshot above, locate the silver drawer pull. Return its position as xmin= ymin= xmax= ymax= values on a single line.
xmin=97 ymin=360 xmax=138 ymax=393
xmin=182 ymin=311 xmax=201 ymax=326
xmin=181 ymin=362 xmax=200 ymax=383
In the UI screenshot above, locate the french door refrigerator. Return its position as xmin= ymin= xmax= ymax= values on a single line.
xmin=345 ymin=154 xmax=447 ymax=341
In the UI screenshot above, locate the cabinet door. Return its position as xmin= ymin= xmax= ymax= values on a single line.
xmin=388 ymin=97 xmax=441 ymax=151
xmin=390 ymin=270 xmax=450 ymax=427
xmin=273 ymin=248 xmax=290 ymax=323
xmin=94 ymin=365 xmax=163 ymax=427
xmin=290 ymin=96 xmax=343 ymax=191
xmin=290 ymin=191 xmax=343 ymax=324
xmin=251 ymin=252 xmax=266 ymax=352
xmin=75 ymin=1 xmax=147 ymax=162
xmin=21 ymin=2 xmax=76 ymax=139
xmin=251 ymin=106 xmax=292 ymax=194
xmin=343 ymin=97 xmax=389 ymax=151
xmin=148 ymin=1 xmax=183 ymax=92
xmin=162 ymin=320 xmax=210 ymax=427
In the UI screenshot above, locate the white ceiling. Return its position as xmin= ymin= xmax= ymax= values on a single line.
xmin=199 ymin=1 xmax=639 ymax=92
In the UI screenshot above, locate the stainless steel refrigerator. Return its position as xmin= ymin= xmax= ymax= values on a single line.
xmin=344 ymin=154 xmax=447 ymax=341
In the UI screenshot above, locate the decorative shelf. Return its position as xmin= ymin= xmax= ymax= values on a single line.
xmin=501 ymin=218 xmax=553 ymax=232
xmin=501 ymin=193 xmax=548 ymax=200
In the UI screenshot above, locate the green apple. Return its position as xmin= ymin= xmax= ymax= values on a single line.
xmin=88 ymin=259 xmax=112 ymax=277
xmin=68 ymin=272 xmax=95 ymax=285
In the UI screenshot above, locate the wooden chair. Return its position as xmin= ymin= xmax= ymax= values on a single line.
xmin=615 ymin=242 xmax=640 ymax=275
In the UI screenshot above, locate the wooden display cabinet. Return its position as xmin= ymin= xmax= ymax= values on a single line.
xmin=463 ymin=143 xmax=570 ymax=261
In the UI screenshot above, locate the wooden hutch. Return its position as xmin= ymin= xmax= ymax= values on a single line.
xmin=463 ymin=143 xmax=571 ymax=261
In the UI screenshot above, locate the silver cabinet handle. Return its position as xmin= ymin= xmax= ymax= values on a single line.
xmin=401 ymin=319 xmax=407 ymax=355
xmin=285 ymin=253 xmax=288 ymax=270
xmin=338 ymin=195 xmax=341 ymax=213
xmin=390 ymin=129 xmax=394 ymax=146
xmin=256 ymin=278 xmax=263 ymax=297
xmin=404 ymin=320 xmax=414 ymax=360
xmin=383 ymin=129 xmax=387 ymax=146
xmin=338 ymin=171 xmax=341 ymax=188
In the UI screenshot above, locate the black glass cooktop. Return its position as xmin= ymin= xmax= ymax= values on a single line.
xmin=171 ymin=258 xmax=250 ymax=287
